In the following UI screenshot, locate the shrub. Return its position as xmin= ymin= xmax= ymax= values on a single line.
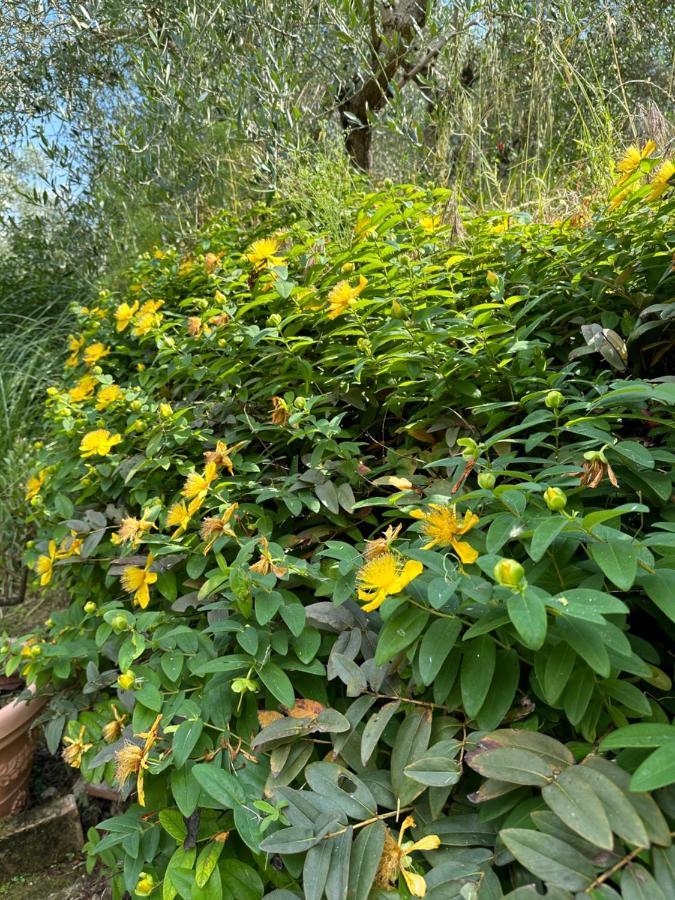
xmin=4 ymin=152 xmax=675 ymax=899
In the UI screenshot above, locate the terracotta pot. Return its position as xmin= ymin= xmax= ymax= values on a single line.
xmin=0 ymin=684 xmax=46 ymax=817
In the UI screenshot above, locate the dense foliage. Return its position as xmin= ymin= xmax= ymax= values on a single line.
xmin=4 ymin=149 xmax=675 ymax=899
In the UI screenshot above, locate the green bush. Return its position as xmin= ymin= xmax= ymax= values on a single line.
xmin=4 ymin=151 xmax=675 ymax=900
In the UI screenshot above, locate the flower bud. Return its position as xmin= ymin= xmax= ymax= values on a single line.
xmin=458 ymin=437 xmax=479 ymax=460
xmin=544 ymin=487 xmax=567 ymax=511
xmin=231 ymin=677 xmax=258 ymax=694
xmin=135 ymin=872 xmax=157 ymax=896
xmin=357 ymin=337 xmax=371 ymax=354
xmin=477 ymin=471 xmax=496 ymax=490
xmin=382 ymin=178 xmax=393 ymax=189
xmin=486 ymin=270 xmax=499 ymax=287
xmin=130 ymin=399 xmax=142 ymax=411
xmin=268 ymin=313 xmax=282 ymax=327
xmin=112 ymin=615 xmax=128 ymax=633
xmin=117 ymin=670 xmax=135 ymax=690
xmin=160 ymin=403 xmax=173 ymax=419
xmin=293 ymin=396 xmax=307 ymax=410
xmin=30 ymin=645 xmax=42 ymax=658
xmin=33 ymin=440 xmax=44 ymax=450
xmin=341 ymin=262 xmax=355 ymax=274
xmin=494 ymin=558 xmax=526 ymax=590
xmin=391 ymin=299 xmax=404 ymax=318
xmin=196 ymin=298 xmax=209 ymax=310
xmin=84 ymin=602 xmax=97 ymax=614
xmin=544 ymin=390 xmax=564 ymax=410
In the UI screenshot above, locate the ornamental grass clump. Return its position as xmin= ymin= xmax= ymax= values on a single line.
xmin=3 ymin=152 xmax=675 ymax=899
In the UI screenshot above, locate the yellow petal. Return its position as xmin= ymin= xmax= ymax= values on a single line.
xmin=402 ymin=868 xmax=427 ymax=897
xmin=450 ymin=538 xmax=478 ymax=565
xmin=457 ymin=510 xmax=479 ymax=535
xmin=396 ymin=560 xmax=424 ymax=591
xmin=134 ymin=583 xmax=150 ymax=608
xmin=121 ymin=567 xmax=146 ymax=592
xmin=409 ymin=834 xmax=441 ymax=852
xmin=398 ymin=816 xmax=416 ymax=845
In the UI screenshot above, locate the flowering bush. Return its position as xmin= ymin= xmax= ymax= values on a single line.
xmin=4 ymin=154 xmax=675 ymax=899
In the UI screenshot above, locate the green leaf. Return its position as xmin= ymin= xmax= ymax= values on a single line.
xmin=601 ymin=679 xmax=651 ymax=716
xmin=404 ymin=752 xmax=461 ymax=787
xmin=159 ymin=809 xmax=188 ymax=843
xmin=507 ymin=589 xmax=547 ymax=650
xmin=542 ymin=767 xmax=613 ymax=849
xmin=418 ymin=617 xmax=461 ymax=686
xmin=529 ymin=516 xmax=568 ymax=562
xmin=259 ymin=825 xmax=323 ymax=854
xmin=219 ymin=860 xmax=263 ymax=900
xmin=640 ymin=570 xmax=675 ymax=623
xmin=630 ymin=742 xmax=675 ymax=792
xmin=543 ymin=642 xmax=576 ymax=705
xmin=589 ymin=540 xmax=638 ymax=591
xmin=610 ymin=441 xmax=655 ymax=470
xmin=563 ymin=665 xmax=595 ymax=725
xmin=467 ymin=747 xmax=558 ymax=786
xmin=600 ymin=723 xmax=675 ymax=750
xmin=390 ymin=708 xmax=432 ymax=805
xmin=171 ymin=767 xmax=201 ymax=818
xmin=375 ymin=605 xmax=429 ymax=666
xmin=460 ymin=635 xmax=496 ymax=719
xmin=173 ymin=719 xmax=203 ymax=768
xmin=361 ymin=701 xmax=400 ymax=766
xmin=500 ymin=828 xmax=597 ymax=891
xmin=347 ymin=822 xmax=385 ymax=900
xmin=621 ymin=864 xmax=667 ymax=900
xmin=315 ymin=480 xmax=340 ymax=514
xmin=556 ymin=618 xmax=610 ymax=676
xmin=305 ymin=762 xmax=377 ymax=819
xmin=135 ymin=682 xmax=163 ymax=712
xmin=192 ymin=763 xmax=246 ymax=809
xmin=582 ymin=502 xmax=650 ymax=531
xmin=573 ymin=765 xmax=649 ymax=848
xmin=195 ymin=841 xmax=224 ymax=888
xmin=325 ymin=826 xmax=352 ymax=900
xmin=258 ymin=661 xmax=295 ymax=708
xmin=476 ymin=649 xmax=519 ymax=730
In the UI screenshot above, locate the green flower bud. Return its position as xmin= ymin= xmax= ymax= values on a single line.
xmin=231 ymin=677 xmax=259 ymax=694
xmin=458 ymin=437 xmax=479 ymax=460
xmin=494 ymin=558 xmax=526 ymax=590
xmin=84 ymin=601 xmax=97 ymax=614
xmin=544 ymin=390 xmax=564 ymax=410
xmin=544 ymin=487 xmax=567 ymax=511
xmin=477 ymin=471 xmax=496 ymax=490
xmin=112 ymin=615 xmax=128 ymax=633
xmin=268 ymin=313 xmax=282 ymax=327
xmin=293 ymin=396 xmax=307 ymax=410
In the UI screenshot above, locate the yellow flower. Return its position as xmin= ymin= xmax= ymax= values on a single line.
xmin=356 ymin=552 xmax=423 ymax=612
xmin=102 ymin=705 xmax=127 ymax=743
xmin=246 ymin=237 xmax=285 ymax=269
xmin=615 ymin=139 xmax=657 ymax=178
xmin=114 ymin=714 xmax=162 ymax=806
xmin=647 ymin=160 xmax=675 ymax=201
xmin=419 ymin=215 xmax=441 ymax=233
xmin=135 ymin=872 xmax=157 ymax=896
xmin=181 ymin=461 xmax=217 ymax=500
xmin=69 ymin=375 xmax=97 ymax=403
xmin=250 ymin=536 xmax=287 ymax=578
xmin=364 ymin=524 xmax=402 ymax=560
xmin=114 ymin=513 xmax=156 ymax=547
xmin=326 ymin=275 xmax=368 ymax=319
xmin=66 ymin=334 xmax=85 ymax=367
xmin=410 ymin=504 xmax=479 ymax=563
xmin=374 ymin=816 xmax=440 ymax=897
xmin=200 ymin=504 xmax=238 ymax=554
xmin=96 ymin=383 xmax=123 ymax=410
xmin=203 ymin=440 xmax=244 ymax=474
xmin=118 ymin=670 xmax=135 ymax=690
xmin=83 ymin=342 xmax=110 ymax=367
xmin=25 ymin=468 xmax=47 ymax=501
xmin=62 ymin=725 xmax=93 ymax=769
xmin=166 ymin=496 xmax=204 ymax=538
xmin=57 ymin=532 xmax=82 ymax=558
xmin=114 ymin=300 xmax=139 ymax=332
xmin=80 ymin=429 xmax=122 ymax=457
xmin=121 ymin=555 xmax=158 ymax=609
xmin=36 ymin=540 xmax=58 ymax=586
xmin=133 ymin=300 xmax=164 ymax=336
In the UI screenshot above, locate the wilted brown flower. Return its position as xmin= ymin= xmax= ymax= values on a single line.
xmin=364 ymin=524 xmax=402 ymax=560
xmin=271 ymin=396 xmax=290 ymax=426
